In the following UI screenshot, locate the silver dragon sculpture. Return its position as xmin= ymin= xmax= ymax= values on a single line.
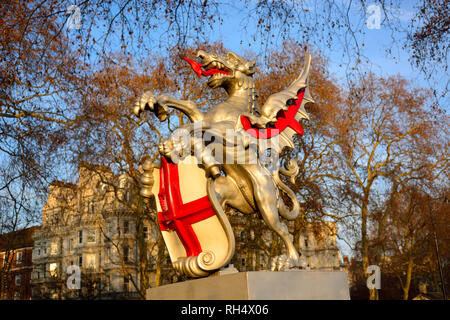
xmin=134 ymin=49 xmax=314 ymax=272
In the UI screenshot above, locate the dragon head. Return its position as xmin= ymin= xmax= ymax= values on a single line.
xmin=185 ymin=50 xmax=256 ymax=92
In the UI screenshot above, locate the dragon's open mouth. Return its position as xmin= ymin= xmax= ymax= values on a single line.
xmin=184 ymin=57 xmax=231 ymax=79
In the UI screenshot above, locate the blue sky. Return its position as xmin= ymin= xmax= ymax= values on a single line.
xmin=191 ymin=0 xmax=448 ymax=110
xmin=72 ymin=0 xmax=447 ymax=110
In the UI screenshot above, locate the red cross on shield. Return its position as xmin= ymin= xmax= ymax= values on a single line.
xmin=149 ymin=156 xmax=234 ymax=276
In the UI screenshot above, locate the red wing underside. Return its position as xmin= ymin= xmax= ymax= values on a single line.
xmin=240 ymin=88 xmax=305 ymax=139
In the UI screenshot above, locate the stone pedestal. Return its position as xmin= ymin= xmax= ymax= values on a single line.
xmin=147 ymin=270 xmax=350 ymax=300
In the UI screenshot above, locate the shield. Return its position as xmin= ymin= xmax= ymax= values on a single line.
xmin=150 ymin=156 xmax=235 ymax=277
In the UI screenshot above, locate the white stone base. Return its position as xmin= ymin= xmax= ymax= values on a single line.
xmin=147 ymin=270 xmax=350 ymax=300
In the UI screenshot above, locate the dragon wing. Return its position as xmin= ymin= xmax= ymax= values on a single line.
xmin=239 ymin=52 xmax=314 ymax=153
xmin=260 ymin=52 xmax=313 ymax=124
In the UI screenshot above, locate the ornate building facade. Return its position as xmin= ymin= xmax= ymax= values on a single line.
xmin=31 ymin=164 xmax=158 ymax=299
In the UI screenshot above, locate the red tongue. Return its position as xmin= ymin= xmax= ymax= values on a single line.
xmin=183 ymin=57 xmax=230 ymax=78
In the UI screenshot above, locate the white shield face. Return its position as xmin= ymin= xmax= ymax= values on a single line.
xmin=151 ymin=156 xmax=231 ymax=275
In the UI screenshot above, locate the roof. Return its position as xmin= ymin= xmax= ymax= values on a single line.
xmin=0 ymin=226 xmax=40 ymax=251
xmin=50 ymin=180 xmax=77 ymax=189
xmin=79 ymin=161 xmax=112 ymax=173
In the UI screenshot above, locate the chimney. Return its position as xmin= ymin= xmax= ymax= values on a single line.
xmin=343 ymin=256 xmax=349 ymax=265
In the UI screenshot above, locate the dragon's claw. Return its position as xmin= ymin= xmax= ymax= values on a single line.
xmin=270 ymin=254 xmax=305 ymax=271
xmin=134 ymin=91 xmax=157 ymax=117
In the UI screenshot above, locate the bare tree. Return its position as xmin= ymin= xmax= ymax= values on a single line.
xmin=330 ymin=73 xmax=448 ymax=299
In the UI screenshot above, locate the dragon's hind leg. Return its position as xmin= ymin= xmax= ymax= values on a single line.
xmin=247 ymin=165 xmax=302 ymax=270
xmin=213 ymin=175 xmax=254 ymax=214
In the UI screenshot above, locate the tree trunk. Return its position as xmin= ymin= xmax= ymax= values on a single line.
xmin=136 ymin=217 xmax=148 ymax=299
xmin=403 ymin=248 xmax=414 ymax=300
xmin=155 ymin=232 xmax=165 ymax=287
xmin=293 ymin=219 xmax=299 ymax=252
xmin=0 ymin=271 xmax=4 ymax=300
xmin=361 ymin=196 xmax=371 ymax=297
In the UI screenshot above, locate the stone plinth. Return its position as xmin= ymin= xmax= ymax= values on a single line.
xmin=147 ymin=270 xmax=350 ymax=300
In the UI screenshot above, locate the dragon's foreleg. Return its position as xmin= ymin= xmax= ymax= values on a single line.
xmin=134 ymin=91 xmax=204 ymax=123
xmin=190 ymin=125 xmax=253 ymax=178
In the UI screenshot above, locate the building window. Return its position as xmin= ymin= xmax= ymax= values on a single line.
xmin=16 ymin=251 xmax=23 ymax=264
xmin=108 ymin=221 xmax=115 ymax=236
xmin=69 ymin=238 xmax=74 ymax=251
xmin=106 ymin=246 xmax=111 ymax=263
xmin=123 ymin=221 xmax=129 ymax=234
xmin=86 ymin=199 xmax=95 ymax=213
xmin=79 ymin=230 xmax=83 ymax=244
xmin=259 ymin=255 xmax=265 ymax=267
xmin=49 ymin=263 xmax=58 ymax=278
xmin=78 ymin=256 xmax=83 ymax=267
xmin=87 ymin=230 xmax=96 ymax=243
xmin=123 ymin=276 xmax=129 ymax=293
xmin=15 ymin=274 xmax=22 ymax=286
xmin=241 ymin=258 xmax=246 ymax=266
xmin=304 ymin=237 xmax=308 ymax=248
xmin=106 ymin=274 xmax=111 ymax=291
xmin=86 ymin=254 xmax=96 ymax=269
xmin=123 ymin=246 xmax=129 ymax=263
xmin=36 ymin=271 xmax=40 ymax=280
xmin=143 ymin=226 xmax=148 ymax=239
xmin=50 ymin=242 xmax=58 ymax=255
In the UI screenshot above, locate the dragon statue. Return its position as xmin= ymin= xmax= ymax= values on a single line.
xmin=134 ymin=49 xmax=314 ymax=277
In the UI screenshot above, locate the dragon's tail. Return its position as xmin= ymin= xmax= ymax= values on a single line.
xmin=274 ymin=159 xmax=303 ymax=220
